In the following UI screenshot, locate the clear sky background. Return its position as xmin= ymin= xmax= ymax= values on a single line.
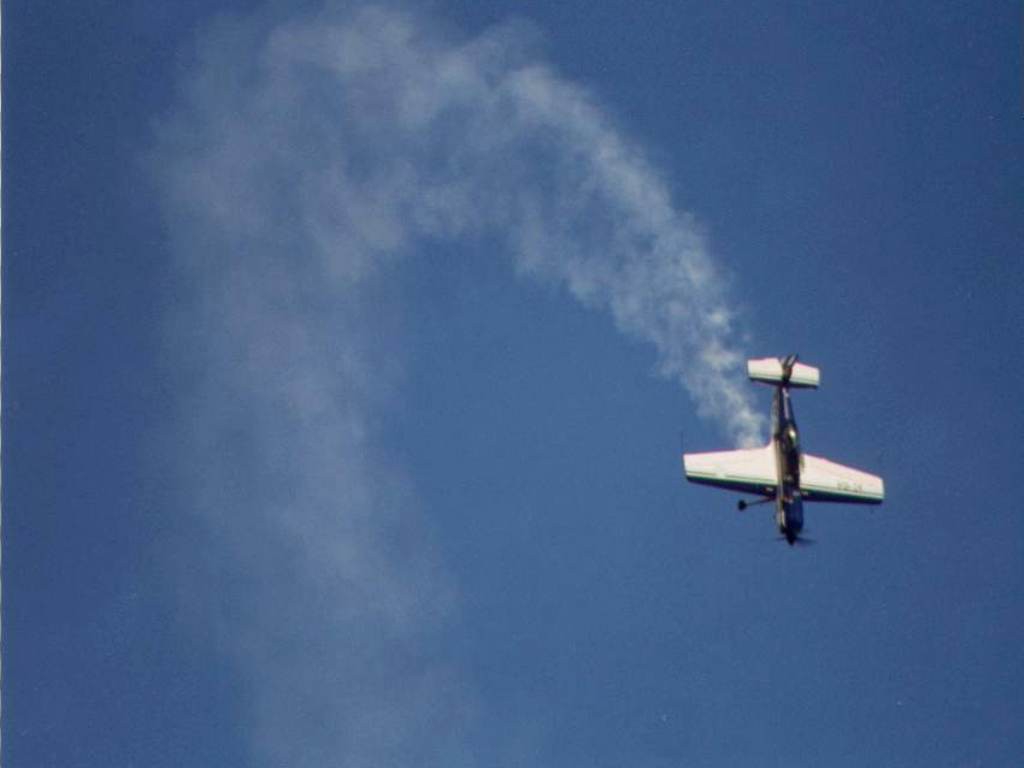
xmin=4 ymin=2 xmax=1022 ymax=766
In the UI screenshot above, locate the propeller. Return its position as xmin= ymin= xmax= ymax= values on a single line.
xmin=778 ymin=532 xmax=816 ymax=547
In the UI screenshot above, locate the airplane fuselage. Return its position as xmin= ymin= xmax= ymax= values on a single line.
xmin=772 ymin=385 xmax=804 ymax=544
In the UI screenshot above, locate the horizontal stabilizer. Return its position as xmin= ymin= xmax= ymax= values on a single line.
xmin=748 ymin=357 xmax=820 ymax=388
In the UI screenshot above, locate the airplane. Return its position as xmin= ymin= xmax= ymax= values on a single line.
xmin=682 ymin=355 xmax=884 ymax=545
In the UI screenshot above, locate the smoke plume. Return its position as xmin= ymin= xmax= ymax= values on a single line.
xmin=154 ymin=3 xmax=761 ymax=765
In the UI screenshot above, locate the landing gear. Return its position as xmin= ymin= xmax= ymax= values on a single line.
xmin=737 ymin=498 xmax=772 ymax=511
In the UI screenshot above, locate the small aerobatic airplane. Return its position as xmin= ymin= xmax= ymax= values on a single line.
xmin=683 ymin=355 xmax=884 ymax=545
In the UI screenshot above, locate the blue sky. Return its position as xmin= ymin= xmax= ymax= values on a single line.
xmin=4 ymin=2 xmax=1023 ymax=766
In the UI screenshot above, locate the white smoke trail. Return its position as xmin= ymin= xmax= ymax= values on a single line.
xmin=154 ymin=3 xmax=762 ymax=765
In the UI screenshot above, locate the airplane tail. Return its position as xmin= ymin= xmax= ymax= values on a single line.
xmin=747 ymin=356 xmax=820 ymax=388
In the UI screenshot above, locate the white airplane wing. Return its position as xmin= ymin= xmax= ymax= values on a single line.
xmin=800 ymin=454 xmax=884 ymax=504
xmin=683 ymin=445 xmax=776 ymax=497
